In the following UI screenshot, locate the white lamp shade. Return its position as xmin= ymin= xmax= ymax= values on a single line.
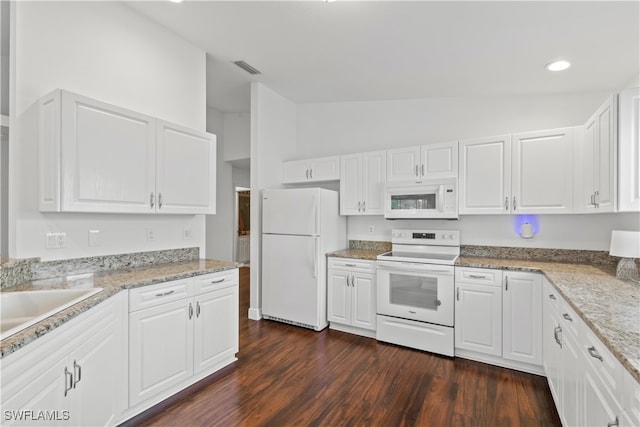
xmin=609 ymin=230 xmax=640 ymax=258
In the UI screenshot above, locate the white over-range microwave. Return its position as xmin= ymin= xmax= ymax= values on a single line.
xmin=384 ymin=178 xmax=458 ymax=219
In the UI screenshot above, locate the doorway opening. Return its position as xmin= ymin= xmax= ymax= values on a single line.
xmin=235 ymin=187 xmax=250 ymax=265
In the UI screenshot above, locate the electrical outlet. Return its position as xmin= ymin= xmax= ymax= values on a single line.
xmin=369 ymin=225 xmax=375 ymax=233
xmin=45 ymin=232 xmax=66 ymax=249
xmin=183 ymin=228 xmax=193 ymax=240
xmin=88 ymin=229 xmax=101 ymax=247
xmin=146 ymin=228 xmax=155 ymax=241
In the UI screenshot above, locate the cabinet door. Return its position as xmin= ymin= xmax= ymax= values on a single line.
xmin=340 ymin=154 xmax=363 ymax=215
xmin=594 ymin=96 xmax=617 ymax=212
xmin=458 ymin=135 xmax=512 ymax=214
xmin=129 ymin=298 xmax=193 ymax=406
xmin=56 ymin=90 xmax=156 ymax=213
xmin=454 ymin=282 xmax=502 ymax=356
xmin=421 ymin=141 xmax=458 ymax=179
xmin=156 ymin=121 xmax=216 ymax=214
xmin=618 ymin=87 xmax=640 ymax=212
xmin=543 ymin=303 xmax=563 ymax=414
xmin=282 ymin=159 xmax=310 ymax=183
xmin=561 ymin=327 xmax=582 ymax=427
xmin=70 ymin=317 xmax=120 ymax=427
xmin=327 ymin=269 xmax=350 ymax=325
xmin=351 ymin=272 xmax=376 ymax=331
xmin=194 ymin=287 xmax=239 ymax=374
xmin=362 ymin=150 xmax=386 ymax=215
xmin=511 ymin=128 xmax=574 ymax=213
xmin=1 ymin=358 xmax=69 ymax=427
xmin=583 ymin=369 xmax=622 ymax=427
xmin=310 ymin=156 xmax=340 ymax=181
xmin=502 ymin=272 xmax=542 ymax=365
xmin=581 ymin=116 xmax=598 ymax=212
xmin=387 ymin=146 xmax=421 ymax=182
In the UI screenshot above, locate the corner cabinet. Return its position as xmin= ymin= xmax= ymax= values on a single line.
xmin=38 ymin=89 xmax=216 ymax=214
xmin=282 ymin=156 xmax=340 ymax=183
xmin=340 ymin=151 xmax=386 ymax=215
xmin=327 ymin=257 xmax=377 ymax=338
xmin=578 ymin=95 xmax=618 ymax=213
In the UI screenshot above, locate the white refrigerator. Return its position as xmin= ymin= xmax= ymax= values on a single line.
xmin=261 ymin=188 xmax=347 ymax=331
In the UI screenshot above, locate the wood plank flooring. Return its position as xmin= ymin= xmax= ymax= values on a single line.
xmin=123 ymin=267 xmax=561 ymax=427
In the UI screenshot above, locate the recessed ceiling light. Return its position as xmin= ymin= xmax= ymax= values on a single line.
xmin=546 ymin=60 xmax=571 ymax=72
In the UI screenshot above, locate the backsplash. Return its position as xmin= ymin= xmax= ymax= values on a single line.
xmin=0 ymin=247 xmax=200 ymax=289
xmin=349 ymin=240 xmax=392 ymax=252
xmin=461 ymin=245 xmax=620 ymax=268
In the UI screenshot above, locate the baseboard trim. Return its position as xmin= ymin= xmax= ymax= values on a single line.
xmin=248 ymin=307 xmax=262 ymax=320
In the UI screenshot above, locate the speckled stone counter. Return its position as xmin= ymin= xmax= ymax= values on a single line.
xmin=457 ymin=256 xmax=640 ymax=383
xmin=327 ymin=240 xmax=391 ymax=260
xmin=0 ymin=259 xmax=240 ymax=358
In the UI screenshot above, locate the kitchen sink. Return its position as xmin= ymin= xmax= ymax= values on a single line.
xmin=0 ymin=288 xmax=103 ymax=340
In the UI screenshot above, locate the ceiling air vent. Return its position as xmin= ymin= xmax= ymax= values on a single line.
xmin=233 ymin=60 xmax=261 ymax=75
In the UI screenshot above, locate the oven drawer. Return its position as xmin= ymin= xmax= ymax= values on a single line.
xmin=376 ymin=315 xmax=454 ymax=357
xmin=455 ymin=267 xmax=502 ymax=287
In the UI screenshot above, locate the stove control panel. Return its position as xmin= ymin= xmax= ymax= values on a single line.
xmin=391 ymin=229 xmax=460 ymax=246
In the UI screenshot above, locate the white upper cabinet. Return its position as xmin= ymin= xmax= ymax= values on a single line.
xmin=282 ymin=156 xmax=340 ymax=183
xmin=459 ymin=135 xmax=512 ymax=214
xmin=618 ymin=87 xmax=640 ymax=212
xmin=387 ymin=141 xmax=458 ymax=183
xmin=578 ymin=95 xmax=618 ymax=213
xmin=156 ymin=121 xmax=217 ymax=214
xmin=38 ymin=89 xmax=216 ymax=214
xmin=511 ymin=127 xmax=574 ymax=214
xmin=340 ymin=150 xmax=386 ymax=215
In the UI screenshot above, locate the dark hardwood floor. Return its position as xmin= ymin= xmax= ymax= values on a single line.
xmin=125 ymin=267 xmax=561 ymax=427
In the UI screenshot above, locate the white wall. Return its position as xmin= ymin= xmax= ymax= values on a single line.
xmin=223 ymin=112 xmax=250 ymax=162
xmin=205 ymin=107 xmax=234 ymax=262
xmin=10 ymin=1 xmax=207 ymax=260
xmin=232 ymin=167 xmax=250 ymax=188
xmin=249 ymin=82 xmax=297 ymax=319
xmin=295 ymin=93 xmax=639 ymax=249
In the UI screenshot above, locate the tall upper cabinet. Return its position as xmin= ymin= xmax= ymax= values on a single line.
xmin=618 ymin=87 xmax=640 ymax=212
xmin=459 ymin=128 xmax=574 ymax=215
xmin=578 ymin=95 xmax=617 ymax=213
xmin=38 ymin=90 xmax=216 ymax=214
xmin=340 ymin=151 xmax=386 ymax=215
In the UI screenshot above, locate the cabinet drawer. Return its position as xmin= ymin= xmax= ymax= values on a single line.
xmin=129 ymin=278 xmax=192 ymax=312
xmin=329 ymin=257 xmax=376 ymax=274
xmin=455 ymin=267 xmax=502 ymax=286
xmin=542 ymin=278 xmax=561 ymax=315
xmin=582 ymin=325 xmax=622 ymax=397
xmin=193 ymin=269 xmax=239 ymax=295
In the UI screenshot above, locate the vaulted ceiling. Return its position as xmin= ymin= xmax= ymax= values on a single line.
xmin=126 ymin=1 xmax=640 ymax=113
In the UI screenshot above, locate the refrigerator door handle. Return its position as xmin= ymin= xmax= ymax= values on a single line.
xmin=312 ymin=238 xmax=318 ymax=278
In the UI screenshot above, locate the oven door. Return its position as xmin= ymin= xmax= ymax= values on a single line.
xmin=376 ymin=260 xmax=454 ymax=326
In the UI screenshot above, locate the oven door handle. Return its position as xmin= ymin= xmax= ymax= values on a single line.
xmin=377 ymin=260 xmax=453 ymax=274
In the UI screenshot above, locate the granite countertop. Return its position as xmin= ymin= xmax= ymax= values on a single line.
xmin=457 ymin=256 xmax=640 ymax=383
xmin=327 ymin=248 xmax=388 ymax=261
xmin=0 ymin=259 xmax=240 ymax=358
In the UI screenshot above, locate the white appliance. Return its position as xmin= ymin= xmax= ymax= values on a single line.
xmin=261 ymin=188 xmax=347 ymax=331
xmin=376 ymin=229 xmax=459 ymax=356
xmin=384 ymin=178 xmax=458 ymax=219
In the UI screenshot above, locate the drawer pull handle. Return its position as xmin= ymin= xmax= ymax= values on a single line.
xmin=587 ymin=346 xmax=603 ymax=361
xmin=607 ymin=416 xmax=619 ymax=427
xmin=345 ymin=263 xmax=357 ymax=267
xmin=210 ymin=278 xmax=225 ymax=284
xmin=562 ymin=313 xmax=573 ymax=322
xmin=548 ymin=294 xmax=556 ymax=300
xmin=155 ymin=290 xmax=175 ymax=297
xmin=469 ymin=274 xmax=486 ymax=279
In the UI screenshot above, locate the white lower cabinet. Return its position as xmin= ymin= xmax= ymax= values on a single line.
xmin=327 ymin=257 xmax=376 ymax=338
xmin=127 ymin=269 xmax=239 ymax=414
xmin=454 ymin=267 xmax=542 ymax=374
xmin=1 ymin=292 xmax=126 ymax=427
xmin=542 ymin=278 xmax=634 ymax=427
